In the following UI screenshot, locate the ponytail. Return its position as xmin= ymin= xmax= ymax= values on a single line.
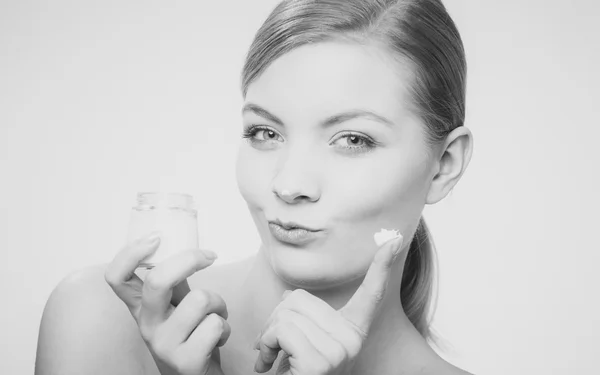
xmin=400 ymin=218 xmax=438 ymax=342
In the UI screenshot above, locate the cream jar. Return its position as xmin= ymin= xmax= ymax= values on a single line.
xmin=127 ymin=192 xmax=199 ymax=268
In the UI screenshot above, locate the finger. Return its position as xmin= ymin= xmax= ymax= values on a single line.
xmin=271 ymin=289 xmax=364 ymax=358
xmin=104 ymin=232 xmax=161 ymax=310
xmin=171 ymin=279 xmax=190 ymax=307
xmin=340 ymin=234 xmax=403 ymax=335
xmin=276 ymin=310 xmax=346 ymax=367
xmin=158 ymin=289 xmax=228 ymax=346
xmin=179 ymin=313 xmax=231 ymax=358
xmin=254 ymin=335 xmax=280 ymax=374
xmin=255 ymin=320 xmax=327 ymax=374
xmin=140 ymin=249 xmax=217 ymax=330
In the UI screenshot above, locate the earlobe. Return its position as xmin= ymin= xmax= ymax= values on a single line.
xmin=425 ymin=127 xmax=473 ymax=204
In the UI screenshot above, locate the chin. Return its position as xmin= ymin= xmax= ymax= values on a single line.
xmin=266 ymin=243 xmax=365 ymax=290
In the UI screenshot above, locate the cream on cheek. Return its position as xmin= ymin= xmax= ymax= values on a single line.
xmin=320 ymin=150 xmax=428 ymax=258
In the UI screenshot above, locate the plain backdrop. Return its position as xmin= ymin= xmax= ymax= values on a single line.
xmin=1 ymin=0 xmax=598 ymax=374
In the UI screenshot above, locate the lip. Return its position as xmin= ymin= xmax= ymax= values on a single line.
xmin=269 ymin=218 xmax=321 ymax=232
xmin=268 ymin=222 xmax=322 ymax=245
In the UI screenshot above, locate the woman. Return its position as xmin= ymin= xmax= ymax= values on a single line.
xmin=36 ymin=0 xmax=473 ymax=374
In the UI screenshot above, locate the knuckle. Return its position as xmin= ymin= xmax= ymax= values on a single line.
xmin=187 ymin=290 xmax=210 ymax=310
xmin=312 ymin=358 xmax=333 ymax=374
xmin=144 ymin=272 xmax=164 ymax=291
xmin=103 ymin=269 xmax=117 ymax=287
xmin=205 ymin=313 xmax=224 ymax=331
xmin=346 ymin=333 xmax=364 ymax=357
xmin=149 ymin=335 xmax=171 ymax=357
xmin=288 ymin=288 xmax=308 ymax=303
xmin=331 ymin=345 xmax=348 ymax=365
xmin=190 ymin=288 xmax=210 ymax=302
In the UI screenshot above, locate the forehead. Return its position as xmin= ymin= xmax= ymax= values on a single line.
xmin=245 ymin=41 xmax=415 ymax=123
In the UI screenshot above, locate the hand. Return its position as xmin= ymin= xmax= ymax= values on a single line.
xmin=105 ymin=232 xmax=230 ymax=375
xmin=253 ymin=234 xmax=404 ymax=375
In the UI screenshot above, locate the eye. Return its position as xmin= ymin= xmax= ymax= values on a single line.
xmin=331 ymin=132 xmax=378 ymax=154
xmin=241 ymin=125 xmax=284 ymax=144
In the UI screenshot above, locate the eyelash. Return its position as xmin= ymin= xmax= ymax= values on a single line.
xmin=241 ymin=124 xmax=379 ymax=153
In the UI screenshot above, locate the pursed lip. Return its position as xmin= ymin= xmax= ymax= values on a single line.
xmin=268 ymin=218 xmax=322 ymax=232
xmin=267 ymin=222 xmax=323 ymax=246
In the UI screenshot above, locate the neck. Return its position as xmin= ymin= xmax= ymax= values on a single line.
xmin=237 ymin=244 xmax=437 ymax=373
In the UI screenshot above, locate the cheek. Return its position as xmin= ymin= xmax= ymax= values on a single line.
xmin=328 ymin=175 xmax=388 ymax=219
xmin=235 ymin=147 xmax=271 ymax=206
xmin=326 ymin=154 xmax=429 ymax=226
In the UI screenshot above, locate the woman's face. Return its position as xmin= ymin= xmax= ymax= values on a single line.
xmin=236 ymin=41 xmax=435 ymax=289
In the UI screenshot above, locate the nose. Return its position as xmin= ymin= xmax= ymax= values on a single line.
xmin=271 ymin=148 xmax=321 ymax=204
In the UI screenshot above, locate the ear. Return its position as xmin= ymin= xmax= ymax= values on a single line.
xmin=426 ymin=126 xmax=474 ymax=204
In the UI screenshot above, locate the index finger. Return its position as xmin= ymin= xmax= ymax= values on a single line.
xmin=104 ymin=232 xmax=161 ymax=309
xmin=171 ymin=279 xmax=191 ymax=306
xmin=339 ymin=234 xmax=404 ymax=335
xmin=140 ymin=249 xmax=218 ymax=326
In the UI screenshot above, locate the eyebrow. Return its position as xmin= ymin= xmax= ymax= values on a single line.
xmin=241 ymin=102 xmax=395 ymax=128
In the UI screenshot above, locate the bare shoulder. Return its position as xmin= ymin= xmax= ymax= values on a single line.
xmin=431 ymin=355 xmax=475 ymax=375
xmin=35 ymin=263 xmax=158 ymax=375
xmin=443 ymin=364 xmax=475 ymax=375
xmin=34 ymin=255 xmax=256 ymax=375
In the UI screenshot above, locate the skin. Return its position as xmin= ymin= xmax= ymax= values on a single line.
xmin=230 ymin=41 xmax=473 ymax=374
xmin=34 ymin=40 xmax=473 ymax=375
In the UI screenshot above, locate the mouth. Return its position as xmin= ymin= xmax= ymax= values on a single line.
xmin=267 ymin=219 xmax=323 ymax=245
xmin=269 ymin=219 xmax=321 ymax=232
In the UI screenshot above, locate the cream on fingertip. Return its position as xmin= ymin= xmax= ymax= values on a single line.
xmin=373 ymin=228 xmax=402 ymax=247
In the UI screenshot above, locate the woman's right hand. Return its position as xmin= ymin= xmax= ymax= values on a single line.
xmin=104 ymin=232 xmax=230 ymax=375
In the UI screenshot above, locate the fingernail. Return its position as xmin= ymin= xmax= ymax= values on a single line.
xmin=144 ymin=231 xmax=161 ymax=243
xmin=253 ymin=333 xmax=261 ymax=349
xmin=203 ymin=249 xmax=218 ymax=260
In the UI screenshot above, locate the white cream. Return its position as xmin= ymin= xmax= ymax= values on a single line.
xmin=373 ymin=228 xmax=402 ymax=246
xmin=129 ymin=207 xmax=199 ymax=265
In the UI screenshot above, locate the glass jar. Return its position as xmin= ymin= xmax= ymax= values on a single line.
xmin=127 ymin=192 xmax=199 ymax=269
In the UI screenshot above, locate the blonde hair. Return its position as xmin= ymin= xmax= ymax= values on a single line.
xmin=240 ymin=0 xmax=466 ymax=342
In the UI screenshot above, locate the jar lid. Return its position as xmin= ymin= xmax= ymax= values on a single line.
xmin=134 ymin=192 xmax=196 ymax=213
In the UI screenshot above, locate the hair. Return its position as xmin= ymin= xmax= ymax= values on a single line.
xmin=240 ymin=0 xmax=466 ymax=342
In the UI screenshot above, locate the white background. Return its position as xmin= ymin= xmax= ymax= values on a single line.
xmin=1 ymin=0 xmax=598 ymax=374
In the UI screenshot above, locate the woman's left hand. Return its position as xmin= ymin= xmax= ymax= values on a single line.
xmin=253 ymin=234 xmax=404 ymax=374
